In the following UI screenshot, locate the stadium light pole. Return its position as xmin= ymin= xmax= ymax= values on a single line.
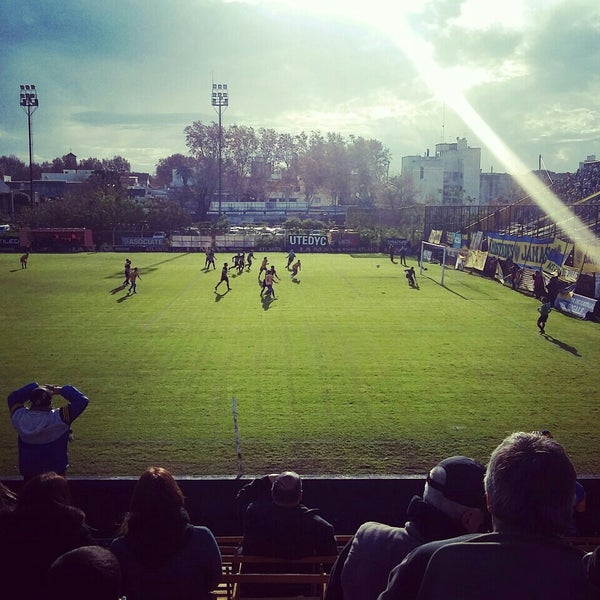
xmin=19 ymin=84 xmax=39 ymax=205
xmin=211 ymin=83 xmax=228 ymax=218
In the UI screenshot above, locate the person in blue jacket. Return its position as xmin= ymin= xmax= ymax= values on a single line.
xmin=7 ymin=382 xmax=89 ymax=480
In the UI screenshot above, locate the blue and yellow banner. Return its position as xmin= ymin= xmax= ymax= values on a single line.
xmin=487 ymin=234 xmax=572 ymax=271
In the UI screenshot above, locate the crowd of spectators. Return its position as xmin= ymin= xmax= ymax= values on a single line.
xmin=1 ymin=431 xmax=600 ymax=600
xmin=549 ymin=160 xmax=600 ymax=204
xmin=4 ymin=382 xmax=600 ymax=598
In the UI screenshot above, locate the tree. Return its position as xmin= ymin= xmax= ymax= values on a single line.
xmin=184 ymin=120 xmax=221 ymax=217
xmin=101 ymin=156 xmax=130 ymax=174
xmin=0 ymin=155 xmax=37 ymax=181
xmin=143 ymin=198 xmax=191 ymax=231
xmin=78 ymin=157 xmax=103 ymax=170
xmin=155 ymin=153 xmax=194 ymax=187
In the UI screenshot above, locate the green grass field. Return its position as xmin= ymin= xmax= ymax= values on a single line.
xmin=1 ymin=251 xmax=599 ymax=478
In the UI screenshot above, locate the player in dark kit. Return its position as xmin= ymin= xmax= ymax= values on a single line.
xmin=122 ymin=258 xmax=131 ymax=286
xmin=205 ymin=247 xmax=216 ymax=270
xmin=215 ymin=263 xmax=231 ymax=292
xmin=405 ymin=266 xmax=417 ymax=288
xmin=246 ymin=250 xmax=255 ymax=271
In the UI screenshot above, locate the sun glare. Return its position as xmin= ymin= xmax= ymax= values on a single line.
xmin=233 ymin=0 xmax=599 ymax=261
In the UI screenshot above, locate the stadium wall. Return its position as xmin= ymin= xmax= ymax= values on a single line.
xmin=2 ymin=476 xmax=600 ymax=538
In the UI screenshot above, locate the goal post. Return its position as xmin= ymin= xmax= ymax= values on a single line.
xmin=420 ymin=241 xmax=447 ymax=286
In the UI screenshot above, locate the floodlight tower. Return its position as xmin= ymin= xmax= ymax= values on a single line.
xmin=19 ymin=84 xmax=39 ymax=204
xmin=211 ymin=82 xmax=228 ymax=218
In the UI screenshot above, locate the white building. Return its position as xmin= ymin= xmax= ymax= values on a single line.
xmin=401 ymin=137 xmax=481 ymax=204
xmin=41 ymin=169 xmax=95 ymax=182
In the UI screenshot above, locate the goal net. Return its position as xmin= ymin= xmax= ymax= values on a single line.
xmin=420 ymin=241 xmax=447 ymax=286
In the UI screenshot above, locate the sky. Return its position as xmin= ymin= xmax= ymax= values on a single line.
xmin=1 ymin=0 xmax=599 ymax=177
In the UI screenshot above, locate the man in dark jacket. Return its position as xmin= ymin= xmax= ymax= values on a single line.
xmin=237 ymin=471 xmax=338 ymax=597
xmin=377 ymin=433 xmax=597 ymax=600
xmin=326 ymin=456 xmax=487 ymax=600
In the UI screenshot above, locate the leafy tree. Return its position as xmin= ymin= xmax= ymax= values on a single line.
xmin=143 ymin=198 xmax=191 ymax=231
xmin=155 ymin=153 xmax=194 ymax=187
xmin=78 ymin=157 xmax=104 ymax=170
xmin=101 ymin=156 xmax=130 ymax=174
xmin=184 ymin=120 xmax=221 ymax=218
xmin=0 ymin=155 xmax=41 ymax=181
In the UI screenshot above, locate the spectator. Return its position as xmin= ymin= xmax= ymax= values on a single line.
xmin=238 ymin=470 xmax=338 ymax=597
xmin=326 ymin=456 xmax=487 ymax=600
xmin=0 ymin=472 xmax=96 ymax=600
xmin=377 ymin=432 xmax=594 ymax=600
xmin=110 ymin=466 xmax=221 ymax=600
xmin=7 ymin=381 xmax=89 ymax=480
xmin=46 ymin=546 xmax=122 ymax=600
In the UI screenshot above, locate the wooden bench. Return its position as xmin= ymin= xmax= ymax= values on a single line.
xmin=214 ymin=554 xmax=337 ymax=600
xmin=566 ymin=536 xmax=600 ymax=553
xmin=213 ymin=536 xmax=342 ymax=599
xmin=211 ymin=535 xmax=600 ymax=598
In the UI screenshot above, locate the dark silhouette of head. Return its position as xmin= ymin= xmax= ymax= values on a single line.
xmin=271 ymin=471 xmax=302 ymax=507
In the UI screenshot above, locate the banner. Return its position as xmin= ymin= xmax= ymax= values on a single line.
xmin=470 ymin=231 xmax=483 ymax=251
xmin=288 ymin=234 xmax=328 ymax=247
xmin=465 ymin=250 xmax=488 ymax=271
xmin=487 ymin=234 xmax=571 ymax=270
xmin=541 ymin=237 xmax=573 ymax=275
xmin=555 ymin=291 xmax=598 ymax=319
xmin=428 ymin=229 xmax=443 ymax=245
xmin=444 ymin=231 xmax=462 ymax=248
xmin=572 ymin=244 xmax=600 ymax=274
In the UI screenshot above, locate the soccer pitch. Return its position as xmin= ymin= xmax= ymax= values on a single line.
xmin=1 ymin=251 xmax=599 ymax=478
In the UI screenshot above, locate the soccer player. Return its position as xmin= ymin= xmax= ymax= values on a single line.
xmin=290 ymin=259 xmax=301 ymax=279
xmin=258 ymin=257 xmax=269 ymax=281
xmin=537 ymin=298 xmax=552 ymax=334
xmin=246 ymin=250 xmax=255 ymax=271
xmin=405 ymin=266 xmax=416 ymax=288
xmin=128 ymin=267 xmax=141 ymax=294
xmin=122 ymin=258 xmax=131 ymax=286
xmin=206 ymin=248 xmax=216 ymax=270
xmin=215 ymin=263 xmax=231 ymax=292
xmin=261 ymin=269 xmax=276 ymax=299
xmin=20 ymin=252 xmax=29 ymax=269
xmin=286 ymin=249 xmax=296 ymax=269
xmin=237 ymin=252 xmax=245 ymax=274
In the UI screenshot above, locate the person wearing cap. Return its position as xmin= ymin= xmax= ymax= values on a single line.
xmin=237 ymin=470 xmax=338 ymax=597
xmin=326 ymin=456 xmax=487 ymax=600
xmin=7 ymin=382 xmax=89 ymax=480
xmin=377 ymin=432 xmax=595 ymax=600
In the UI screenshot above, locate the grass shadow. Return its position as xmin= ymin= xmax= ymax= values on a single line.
xmin=110 ymin=284 xmax=128 ymax=295
xmin=542 ymin=333 xmax=581 ymax=356
xmin=261 ymin=294 xmax=277 ymax=310
xmin=214 ymin=290 xmax=230 ymax=301
xmin=116 ymin=292 xmax=133 ymax=303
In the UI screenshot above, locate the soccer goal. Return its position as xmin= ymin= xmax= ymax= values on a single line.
xmin=420 ymin=241 xmax=447 ymax=286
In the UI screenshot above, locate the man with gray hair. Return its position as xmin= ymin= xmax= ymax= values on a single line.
xmin=326 ymin=456 xmax=487 ymax=600
xmin=377 ymin=432 xmax=595 ymax=599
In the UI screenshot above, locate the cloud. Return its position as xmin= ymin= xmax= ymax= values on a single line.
xmin=0 ymin=0 xmax=598 ymax=174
